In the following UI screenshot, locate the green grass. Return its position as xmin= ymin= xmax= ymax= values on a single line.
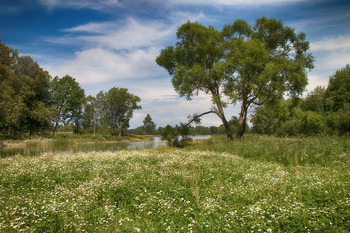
xmin=52 ymin=133 xmax=153 ymax=142
xmin=0 ymin=135 xmax=349 ymax=232
xmin=196 ymin=134 xmax=350 ymax=167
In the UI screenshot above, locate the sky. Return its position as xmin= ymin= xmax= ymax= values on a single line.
xmin=1 ymin=0 xmax=350 ymax=128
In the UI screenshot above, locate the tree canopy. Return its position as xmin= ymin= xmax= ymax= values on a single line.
xmin=251 ymin=64 xmax=350 ymax=136
xmin=97 ymin=88 xmax=141 ymax=136
xmin=143 ymin=114 xmax=156 ymax=135
xmin=50 ymin=75 xmax=85 ymax=135
xmin=156 ymin=17 xmax=314 ymax=139
xmin=1 ymin=41 xmax=53 ymax=136
xmin=0 ymin=39 xmax=142 ymax=138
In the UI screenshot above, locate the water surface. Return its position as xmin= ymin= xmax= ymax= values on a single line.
xmin=0 ymin=136 xmax=210 ymax=157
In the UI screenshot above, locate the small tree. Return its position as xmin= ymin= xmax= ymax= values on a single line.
xmin=160 ymin=124 xmax=192 ymax=147
xmin=143 ymin=114 xmax=156 ymax=135
xmin=14 ymin=56 xmax=51 ymax=136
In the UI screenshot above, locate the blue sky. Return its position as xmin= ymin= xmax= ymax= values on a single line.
xmin=1 ymin=0 xmax=350 ymax=128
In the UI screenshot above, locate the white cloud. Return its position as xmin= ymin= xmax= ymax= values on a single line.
xmin=45 ymin=18 xmax=174 ymax=50
xmin=84 ymin=18 xmax=175 ymax=51
xmin=306 ymin=74 xmax=329 ymax=92
xmin=38 ymin=0 xmax=304 ymax=11
xmin=309 ymin=35 xmax=350 ymax=77
xmin=59 ymin=13 xmax=206 ymax=50
xmin=132 ymin=94 xmax=234 ymax=128
xmin=311 ymin=34 xmax=350 ymax=52
xmin=166 ymin=0 xmax=305 ymax=6
xmin=44 ymin=12 xmax=207 ymax=84
xmin=314 ymin=51 xmax=350 ymax=72
xmin=304 ymin=34 xmax=350 ymax=93
xmin=38 ymin=0 xmax=119 ymax=10
xmin=48 ymin=47 xmax=164 ymax=85
xmin=63 ymin=22 xmax=113 ymax=34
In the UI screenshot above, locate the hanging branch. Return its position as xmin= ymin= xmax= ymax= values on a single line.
xmin=186 ymin=110 xmax=217 ymax=126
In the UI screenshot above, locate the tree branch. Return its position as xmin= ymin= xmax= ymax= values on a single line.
xmin=186 ymin=110 xmax=217 ymax=126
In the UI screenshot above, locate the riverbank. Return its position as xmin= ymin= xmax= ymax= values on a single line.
xmin=0 ymin=133 xmax=153 ymax=148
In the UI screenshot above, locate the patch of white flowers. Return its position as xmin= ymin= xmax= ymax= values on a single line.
xmin=0 ymin=148 xmax=348 ymax=232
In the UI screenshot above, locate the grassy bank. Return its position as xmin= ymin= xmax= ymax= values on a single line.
xmin=0 ymin=136 xmax=349 ymax=232
xmin=2 ymin=133 xmax=153 ymax=148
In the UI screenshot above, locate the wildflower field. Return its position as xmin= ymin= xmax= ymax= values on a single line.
xmin=0 ymin=136 xmax=349 ymax=232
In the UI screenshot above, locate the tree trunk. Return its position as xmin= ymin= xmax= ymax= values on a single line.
xmin=29 ymin=118 xmax=34 ymax=137
xmin=18 ymin=121 xmax=23 ymax=139
xmin=222 ymin=116 xmax=233 ymax=140
xmin=216 ymin=103 xmax=233 ymax=140
xmin=53 ymin=108 xmax=61 ymax=136
xmin=74 ymin=120 xmax=79 ymax=134
xmin=93 ymin=109 xmax=96 ymax=136
xmin=119 ymin=121 xmax=123 ymax=137
xmin=236 ymin=104 xmax=248 ymax=139
xmin=53 ymin=120 xmax=58 ymax=136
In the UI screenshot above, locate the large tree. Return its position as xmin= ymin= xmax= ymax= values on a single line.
xmin=50 ymin=75 xmax=85 ymax=135
xmin=100 ymin=88 xmax=141 ymax=136
xmin=223 ymin=17 xmax=314 ymax=138
xmin=156 ymin=22 xmax=234 ymax=139
xmin=82 ymin=95 xmax=96 ymax=135
xmin=14 ymin=56 xmax=51 ymax=136
xmin=156 ymin=17 xmax=314 ymax=139
xmin=0 ymin=40 xmax=21 ymax=135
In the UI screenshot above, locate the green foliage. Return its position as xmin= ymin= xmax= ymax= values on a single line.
xmin=156 ymin=21 xmax=233 ymax=140
xmin=0 ymin=41 xmax=52 ymax=137
xmin=276 ymin=109 xmax=326 ymax=136
xmin=81 ymin=96 xmax=96 ymax=134
xmin=157 ymin=17 xmax=313 ymax=139
xmin=143 ymin=114 xmax=156 ymax=135
xmin=0 ymin=40 xmax=142 ymax=139
xmin=160 ymin=124 xmax=192 ymax=147
xmin=324 ymin=64 xmax=350 ymax=112
xmin=96 ymin=88 xmax=141 ymax=136
xmin=301 ymin=86 xmax=326 ymax=113
xmin=326 ymin=103 xmax=350 ymax=135
xmin=50 ymin=75 xmax=85 ymax=135
xmin=251 ymin=100 xmax=290 ymax=135
xmin=14 ymin=56 xmax=52 ymax=135
xmin=252 ymin=65 xmax=350 ymax=136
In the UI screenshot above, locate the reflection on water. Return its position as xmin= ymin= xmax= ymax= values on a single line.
xmin=0 ymin=136 xmax=210 ymax=157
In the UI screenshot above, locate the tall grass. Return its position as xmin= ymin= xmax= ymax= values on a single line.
xmin=0 ymin=136 xmax=349 ymax=232
xmin=195 ymin=134 xmax=350 ymax=167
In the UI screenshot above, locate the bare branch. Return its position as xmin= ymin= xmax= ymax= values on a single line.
xmin=186 ymin=110 xmax=217 ymax=126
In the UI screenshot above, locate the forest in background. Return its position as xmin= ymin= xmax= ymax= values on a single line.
xmin=0 ymin=40 xmax=142 ymax=139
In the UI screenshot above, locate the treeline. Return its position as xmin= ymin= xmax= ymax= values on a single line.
xmin=251 ymin=65 xmax=350 ymax=136
xmin=0 ymin=40 xmax=141 ymax=138
xmin=130 ymin=115 xmax=249 ymax=136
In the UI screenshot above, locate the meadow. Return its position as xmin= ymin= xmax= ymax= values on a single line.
xmin=0 ymin=135 xmax=349 ymax=232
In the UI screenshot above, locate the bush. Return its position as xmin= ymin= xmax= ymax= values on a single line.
xmin=301 ymin=111 xmax=326 ymax=135
xmin=160 ymin=124 xmax=192 ymax=147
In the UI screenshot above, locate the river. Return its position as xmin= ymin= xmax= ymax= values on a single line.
xmin=0 ymin=136 xmax=211 ymax=157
